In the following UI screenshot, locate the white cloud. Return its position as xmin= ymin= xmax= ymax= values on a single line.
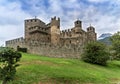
xmin=0 ymin=1 xmax=31 ymax=45
xmin=87 ymin=0 xmax=108 ymax=3
xmin=0 ymin=0 xmax=120 ymax=45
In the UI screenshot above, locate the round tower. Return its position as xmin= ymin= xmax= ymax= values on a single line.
xmin=50 ymin=16 xmax=60 ymax=45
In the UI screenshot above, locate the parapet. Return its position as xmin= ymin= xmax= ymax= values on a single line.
xmin=51 ymin=16 xmax=60 ymax=21
xmin=28 ymin=26 xmax=48 ymax=34
xmin=50 ymin=16 xmax=60 ymax=27
xmin=61 ymin=29 xmax=71 ymax=33
xmin=25 ymin=18 xmax=46 ymax=27
xmin=60 ymin=29 xmax=72 ymax=38
xmin=87 ymin=26 xmax=95 ymax=32
xmin=6 ymin=37 xmax=24 ymax=44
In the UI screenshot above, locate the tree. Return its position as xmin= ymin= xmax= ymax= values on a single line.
xmin=0 ymin=47 xmax=22 ymax=84
xmin=110 ymin=32 xmax=120 ymax=60
xmin=81 ymin=41 xmax=109 ymax=66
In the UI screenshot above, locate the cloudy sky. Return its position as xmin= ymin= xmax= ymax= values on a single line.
xmin=0 ymin=0 xmax=120 ymax=45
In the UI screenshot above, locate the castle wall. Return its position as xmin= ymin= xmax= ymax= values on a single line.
xmin=28 ymin=32 xmax=50 ymax=42
xmin=6 ymin=37 xmax=25 ymax=50
xmin=6 ymin=39 xmax=84 ymax=59
xmin=26 ymin=43 xmax=83 ymax=59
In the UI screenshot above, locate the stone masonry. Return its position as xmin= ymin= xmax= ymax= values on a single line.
xmin=6 ymin=16 xmax=97 ymax=58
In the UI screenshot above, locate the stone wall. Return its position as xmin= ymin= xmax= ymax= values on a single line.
xmin=6 ymin=39 xmax=84 ymax=59
xmin=26 ymin=43 xmax=83 ymax=59
xmin=6 ymin=37 xmax=25 ymax=50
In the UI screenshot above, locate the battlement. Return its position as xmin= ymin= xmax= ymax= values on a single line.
xmin=61 ymin=29 xmax=72 ymax=34
xmin=28 ymin=26 xmax=48 ymax=34
xmin=51 ymin=16 xmax=60 ymax=21
xmin=51 ymin=16 xmax=60 ymax=27
xmin=60 ymin=29 xmax=72 ymax=38
xmin=87 ymin=26 xmax=95 ymax=32
xmin=25 ymin=18 xmax=46 ymax=29
xmin=25 ymin=19 xmax=45 ymax=25
xmin=6 ymin=37 xmax=24 ymax=44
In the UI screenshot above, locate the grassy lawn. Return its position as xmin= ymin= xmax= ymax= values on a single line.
xmin=7 ymin=53 xmax=120 ymax=84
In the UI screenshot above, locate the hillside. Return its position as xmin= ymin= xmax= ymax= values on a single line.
xmin=98 ymin=33 xmax=112 ymax=45
xmin=7 ymin=53 xmax=120 ymax=84
xmin=98 ymin=37 xmax=112 ymax=45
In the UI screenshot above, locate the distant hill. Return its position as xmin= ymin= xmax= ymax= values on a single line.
xmin=98 ymin=33 xmax=112 ymax=40
xmin=98 ymin=33 xmax=112 ymax=45
xmin=98 ymin=37 xmax=112 ymax=45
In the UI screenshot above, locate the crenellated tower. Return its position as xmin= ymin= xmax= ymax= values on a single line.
xmin=74 ymin=20 xmax=82 ymax=33
xmin=87 ymin=25 xmax=97 ymax=42
xmin=25 ymin=18 xmax=45 ymax=40
xmin=50 ymin=16 xmax=60 ymax=45
xmin=74 ymin=20 xmax=82 ymax=28
xmin=24 ymin=18 xmax=50 ymax=42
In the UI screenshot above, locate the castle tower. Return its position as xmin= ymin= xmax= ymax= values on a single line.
xmin=74 ymin=20 xmax=82 ymax=28
xmin=74 ymin=20 xmax=82 ymax=33
xmin=24 ymin=17 xmax=46 ymax=41
xmin=50 ymin=16 xmax=60 ymax=45
xmin=87 ymin=25 xmax=97 ymax=42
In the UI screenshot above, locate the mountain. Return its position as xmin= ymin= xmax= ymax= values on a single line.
xmin=98 ymin=33 xmax=112 ymax=45
xmin=98 ymin=37 xmax=112 ymax=45
xmin=98 ymin=33 xmax=112 ymax=40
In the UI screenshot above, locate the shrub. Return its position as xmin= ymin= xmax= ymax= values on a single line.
xmin=17 ymin=47 xmax=27 ymax=52
xmin=110 ymin=32 xmax=120 ymax=60
xmin=0 ymin=47 xmax=22 ymax=84
xmin=81 ymin=41 xmax=109 ymax=66
xmin=17 ymin=46 xmax=27 ymax=52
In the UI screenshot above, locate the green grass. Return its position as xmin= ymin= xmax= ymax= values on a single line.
xmin=7 ymin=53 xmax=120 ymax=84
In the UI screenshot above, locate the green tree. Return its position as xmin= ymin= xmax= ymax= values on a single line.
xmin=81 ymin=41 xmax=109 ymax=66
xmin=0 ymin=47 xmax=22 ymax=84
xmin=110 ymin=32 xmax=120 ymax=60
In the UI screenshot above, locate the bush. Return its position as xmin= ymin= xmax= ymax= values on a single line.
xmin=110 ymin=32 xmax=120 ymax=60
xmin=81 ymin=41 xmax=109 ymax=66
xmin=0 ymin=47 xmax=22 ymax=84
xmin=17 ymin=46 xmax=27 ymax=52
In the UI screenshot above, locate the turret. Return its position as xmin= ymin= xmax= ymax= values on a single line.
xmin=51 ymin=16 xmax=60 ymax=27
xmin=87 ymin=25 xmax=97 ymax=42
xmin=74 ymin=20 xmax=82 ymax=33
xmin=87 ymin=25 xmax=95 ymax=32
xmin=50 ymin=16 xmax=60 ymax=45
xmin=74 ymin=20 xmax=82 ymax=28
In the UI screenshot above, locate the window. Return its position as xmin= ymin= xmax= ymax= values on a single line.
xmin=70 ymin=40 xmax=71 ymax=44
xmin=76 ymin=21 xmax=79 ymax=24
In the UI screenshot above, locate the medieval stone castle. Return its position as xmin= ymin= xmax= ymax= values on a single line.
xmin=6 ymin=16 xmax=97 ymax=58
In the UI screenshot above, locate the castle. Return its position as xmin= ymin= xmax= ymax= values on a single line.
xmin=6 ymin=16 xmax=97 ymax=58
